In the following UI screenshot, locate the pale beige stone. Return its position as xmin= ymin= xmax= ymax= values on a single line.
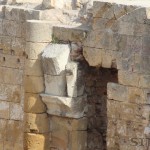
xmin=0 ymin=101 xmax=9 ymax=119
xmin=0 ymin=67 xmax=23 ymax=85
xmin=24 ymin=76 xmax=44 ymax=93
xmin=25 ymin=59 xmax=43 ymax=76
xmin=25 ymin=42 xmax=48 ymax=60
xmin=26 ymin=20 xmax=53 ymax=42
xmin=6 ymin=120 xmax=23 ymax=143
xmin=41 ymin=94 xmax=87 ymax=118
xmin=42 ymin=44 xmax=70 ymax=75
xmin=139 ymin=75 xmax=150 ymax=88
xmin=44 ymin=74 xmax=67 ymax=96
xmin=83 ymin=47 xmax=102 ymax=67
xmin=101 ymin=50 xmax=112 ymax=68
xmin=118 ymin=71 xmax=140 ymax=87
xmin=0 ymin=54 xmax=24 ymax=69
xmin=70 ymin=131 xmax=87 ymax=150
xmin=24 ymin=113 xmax=49 ymax=134
xmin=24 ymin=93 xmax=46 ymax=113
xmin=53 ymin=25 xmax=89 ymax=42
xmin=66 ymin=62 xmax=85 ymax=97
xmin=0 ymin=119 xmax=6 ymax=141
xmin=10 ymin=103 xmax=23 ymax=120
xmin=24 ymin=133 xmax=49 ymax=150
xmin=0 ymin=84 xmax=21 ymax=102
xmin=107 ymin=83 xmax=128 ymax=102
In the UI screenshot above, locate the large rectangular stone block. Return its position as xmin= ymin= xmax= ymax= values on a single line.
xmin=118 ymin=71 xmax=140 ymax=87
xmin=6 ymin=120 xmax=23 ymax=143
xmin=44 ymin=74 xmax=67 ymax=96
xmin=66 ymin=62 xmax=85 ymax=97
xmin=25 ymin=42 xmax=48 ymax=60
xmin=24 ymin=133 xmax=49 ymax=150
xmin=41 ymin=94 xmax=87 ymax=118
xmin=25 ymin=76 xmax=44 ymax=93
xmin=24 ymin=113 xmax=49 ymax=134
xmin=26 ymin=20 xmax=53 ymax=42
xmin=0 ymin=67 xmax=23 ymax=85
xmin=0 ymin=101 xmax=9 ymax=119
xmin=0 ymin=54 xmax=24 ymax=69
xmin=107 ymin=83 xmax=128 ymax=101
xmin=24 ymin=93 xmax=46 ymax=113
xmin=25 ymin=59 xmax=43 ymax=76
xmin=0 ymin=119 xmax=6 ymax=141
xmin=0 ymin=84 xmax=22 ymax=103
xmin=42 ymin=44 xmax=70 ymax=75
xmin=10 ymin=103 xmax=23 ymax=121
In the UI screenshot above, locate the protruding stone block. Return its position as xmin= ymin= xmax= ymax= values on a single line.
xmin=26 ymin=20 xmax=53 ymax=42
xmin=41 ymin=94 xmax=87 ymax=118
xmin=44 ymin=74 xmax=67 ymax=96
xmin=42 ymin=44 xmax=70 ymax=75
xmin=66 ymin=62 xmax=84 ymax=97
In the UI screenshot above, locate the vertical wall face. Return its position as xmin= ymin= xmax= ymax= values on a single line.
xmin=85 ymin=67 xmax=118 ymax=150
xmin=0 ymin=6 xmax=25 ymax=149
xmin=83 ymin=1 xmax=150 ymax=150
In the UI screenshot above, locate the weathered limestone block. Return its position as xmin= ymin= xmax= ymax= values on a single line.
xmin=53 ymin=25 xmax=89 ymax=42
xmin=24 ymin=113 xmax=49 ymax=134
xmin=43 ymin=0 xmax=76 ymax=9
xmin=101 ymin=50 xmax=112 ymax=68
xmin=0 ymin=119 xmax=6 ymax=141
xmin=25 ymin=42 xmax=48 ymax=60
xmin=0 ymin=101 xmax=9 ymax=119
xmin=139 ymin=75 xmax=150 ymax=88
xmin=50 ymin=116 xmax=87 ymax=150
xmin=25 ymin=76 xmax=44 ymax=93
xmin=83 ymin=47 xmax=102 ymax=67
xmin=24 ymin=133 xmax=49 ymax=150
xmin=66 ymin=62 xmax=84 ymax=97
xmin=25 ymin=59 xmax=43 ymax=76
xmin=10 ymin=103 xmax=23 ymax=120
xmin=6 ymin=120 xmax=23 ymax=143
xmin=70 ymin=131 xmax=87 ymax=150
xmin=0 ymin=84 xmax=21 ymax=102
xmin=50 ymin=116 xmax=87 ymax=131
xmin=26 ymin=20 xmax=53 ymax=42
xmin=11 ymin=38 xmax=25 ymax=52
xmin=128 ymin=87 xmax=144 ymax=104
xmin=41 ymin=94 xmax=87 ymax=118
xmin=118 ymin=71 xmax=140 ymax=87
xmin=44 ymin=74 xmax=67 ymax=96
xmin=0 ymin=54 xmax=24 ymax=69
xmin=42 ymin=44 xmax=70 ymax=75
xmin=2 ymin=20 xmax=21 ymax=37
xmin=24 ymin=93 xmax=46 ymax=113
xmin=0 ymin=67 xmax=23 ymax=85
xmin=107 ymin=83 xmax=128 ymax=101
xmin=1 ymin=36 xmax=12 ymax=51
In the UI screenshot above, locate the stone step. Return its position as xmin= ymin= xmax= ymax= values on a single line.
xmin=53 ymin=24 xmax=90 ymax=42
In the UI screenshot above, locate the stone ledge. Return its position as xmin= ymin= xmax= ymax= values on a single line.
xmin=40 ymin=94 xmax=87 ymax=119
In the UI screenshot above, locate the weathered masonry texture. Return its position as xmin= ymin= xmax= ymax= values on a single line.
xmin=0 ymin=0 xmax=150 ymax=150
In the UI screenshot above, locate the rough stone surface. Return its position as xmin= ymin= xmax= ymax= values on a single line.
xmin=42 ymin=44 xmax=70 ymax=75
xmin=66 ymin=62 xmax=85 ymax=97
xmin=41 ymin=94 xmax=87 ymax=118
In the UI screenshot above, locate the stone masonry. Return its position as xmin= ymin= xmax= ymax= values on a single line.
xmin=0 ymin=0 xmax=150 ymax=150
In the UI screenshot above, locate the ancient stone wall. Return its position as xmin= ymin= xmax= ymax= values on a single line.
xmin=1 ymin=0 xmax=150 ymax=150
xmin=85 ymin=67 xmax=118 ymax=150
